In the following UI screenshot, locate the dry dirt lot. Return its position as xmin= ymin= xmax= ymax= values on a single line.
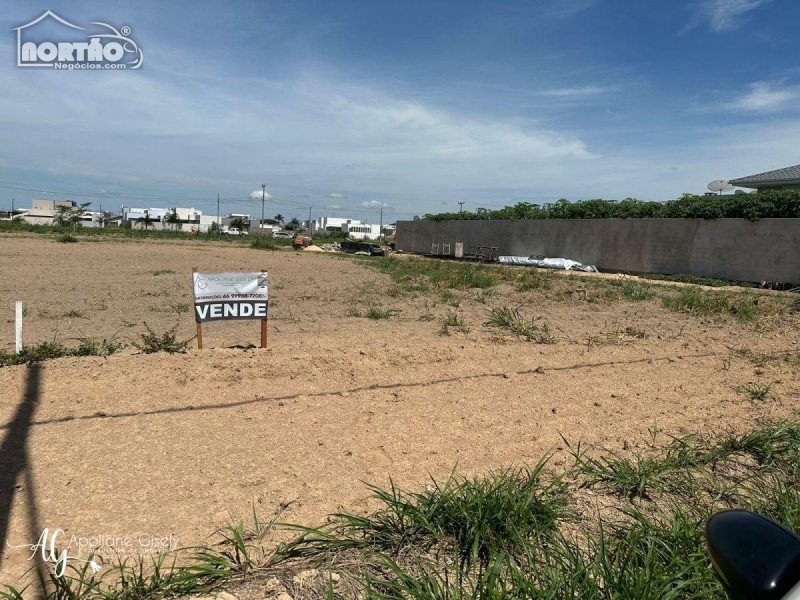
xmin=0 ymin=233 xmax=798 ymax=588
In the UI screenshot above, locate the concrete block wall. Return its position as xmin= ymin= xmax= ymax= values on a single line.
xmin=396 ymin=218 xmax=800 ymax=283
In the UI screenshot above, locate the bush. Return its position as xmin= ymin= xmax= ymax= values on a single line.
xmin=133 ymin=323 xmax=193 ymax=354
xmin=56 ymin=233 xmax=78 ymax=243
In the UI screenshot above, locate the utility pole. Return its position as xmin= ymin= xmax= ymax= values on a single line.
xmin=379 ymin=204 xmax=384 ymax=242
xmin=261 ymin=184 xmax=266 ymax=236
xmin=458 ymin=201 xmax=464 ymax=214
xmin=216 ymin=193 xmax=220 ymax=232
xmin=10 ymin=198 xmax=14 ymax=218
xmin=308 ymin=205 xmax=312 ymax=233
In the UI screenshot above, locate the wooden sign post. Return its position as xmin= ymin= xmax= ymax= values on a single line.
xmin=260 ymin=269 xmax=268 ymax=349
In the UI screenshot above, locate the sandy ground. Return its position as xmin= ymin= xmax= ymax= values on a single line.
xmin=0 ymin=233 xmax=798 ymax=588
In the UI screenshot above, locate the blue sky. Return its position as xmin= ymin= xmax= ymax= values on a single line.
xmin=0 ymin=0 xmax=798 ymax=221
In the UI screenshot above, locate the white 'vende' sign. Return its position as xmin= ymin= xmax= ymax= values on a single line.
xmin=192 ymin=272 xmax=268 ymax=323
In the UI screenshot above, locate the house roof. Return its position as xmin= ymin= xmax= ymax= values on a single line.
xmin=729 ymin=164 xmax=800 ymax=187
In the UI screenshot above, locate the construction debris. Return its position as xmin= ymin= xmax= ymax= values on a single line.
xmin=499 ymin=256 xmax=597 ymax=272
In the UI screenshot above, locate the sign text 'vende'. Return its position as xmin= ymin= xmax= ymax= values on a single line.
xmin=192 ymin=272 xmax=268 ymax=323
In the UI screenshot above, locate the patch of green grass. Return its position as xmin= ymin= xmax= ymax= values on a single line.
xmin=473 ymin=288 xmax=496 ymax=304
xmin=62 ymin=309 xmax=85 ymax=318
xmin=276 ymin=460 xmax=569 ymax=570
xmin=133 ymin=323 xmax=193 ymax=354
xmin=515 ymin=271 xmax=554 ymax=292
xmin=250 ymin=237 xmax=278 ymax=251
xmin=439 ymin=290 xmax=461 ymax=307
xmin=7 ymin=419 xmax=800 ymax=600
xmin=74 ymin=336 xmax=122 ymax=357
xmin=734 ymin=381 xmax=774 ymax=402
xmin=0 ymin=337 xmax=121 ymax=367
xmin=441 ymin=311 xmax=470 ymax=334
xmin=485 ymin=305 xmax=557 ymax=343
xmin=269 ymin=419 xmax=800 ymax=599
xmin=56 ymin=232 xmax=78 ymax=243
xmin=620 ymin=280 xmax=656 ymax=301
xmin=364 ymin=306 xmax=399 ymax=320
xmin=661 ymin=288 xmax=772 ymax=322
xmin=375 ymin=257 xmax=496 ymax=290
xmin=171 ymin=303 xmax=191 ymax=315
xmin=729 ymin=346 xmax=800 ymax=369
xmin=574 ymin=450 xmax=689 ymax=500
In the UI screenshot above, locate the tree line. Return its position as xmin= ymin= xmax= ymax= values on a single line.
xmin=415 ymin=190 xmax=800 ymax=222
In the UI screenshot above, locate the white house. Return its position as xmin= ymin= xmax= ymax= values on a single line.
xmin=19 ymin=199 xmax=105 ymax=228
xmin=310 ymin=216 xmax=383 ymax=240
xmin=122 ymin=206 xmax=205 ymax=231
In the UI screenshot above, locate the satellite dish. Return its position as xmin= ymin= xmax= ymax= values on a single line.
xmin=707 ymin=180 xmax=734 ymax=195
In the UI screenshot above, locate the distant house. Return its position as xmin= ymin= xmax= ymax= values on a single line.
xmin=20 ymin=199 xmax=104 ymax=228
xmin=730 ymin=164 xmax=800 ymax=193
xmin=221 ymin=213 xmax=251 ymax=231
xmin=309 ymin=216 xmax=384 ymax=240
xmin=22 ymin=199 xmax=76 ymax=226
xmin=121 ymin=206 xmax=205 ymax=231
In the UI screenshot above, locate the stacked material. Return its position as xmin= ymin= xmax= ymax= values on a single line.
xmin=499 ymin=256 xmax=597 ymax=272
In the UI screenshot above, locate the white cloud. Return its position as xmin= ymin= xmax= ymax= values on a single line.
xmin=728 ymin=81 xmax=799 ymax=112
xmin=361 ymin=200 xmax=389 ymax=209
xmin=684 ymin=0 xmax=768 ymax=33
xmin=0 ymin=55 xmax=599 ymax=212
xmin=536 ymin=85 xmax=619 ymax=97
xmin=328 ymin=192 xmax=347 ymax=198
xmin=250 ymin=190 xmax=273 ymax=199
xmin=543 ymin=0 xmax=598 ymax=18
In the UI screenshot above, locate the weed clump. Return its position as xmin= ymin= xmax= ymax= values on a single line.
xmin=486 ymin=305 xmax=556 ymax=343
xmin=250 ymin=237 xmax=278 ymax=251
xmin=133 ymin=323 xmax=193 ymax=354
xmin=734 ymin=381 xmax=774 ymax=402
xmin=621 ymin=280 xmax=656 ymax=301
xmin=441 ymin=311 xmax=470 ymax=334
xmin=365 ymin=306 xmax=399 ymax=320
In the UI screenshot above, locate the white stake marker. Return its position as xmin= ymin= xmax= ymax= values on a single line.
xmin=15 ymin=301 xmax=23 ymax=354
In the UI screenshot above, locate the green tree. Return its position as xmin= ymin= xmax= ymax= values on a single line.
xmin=273 ymin=213 xmax=284 ymax=224
xmin=54 ymin=202 xmax=91 ymax=229
xmin=230 ymin=217 xmax=246 ymax=231
xmin=140 ymin=213 xmax=154 ymax=231
xmin=164 ymin=209 xmax=181 ymax=231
